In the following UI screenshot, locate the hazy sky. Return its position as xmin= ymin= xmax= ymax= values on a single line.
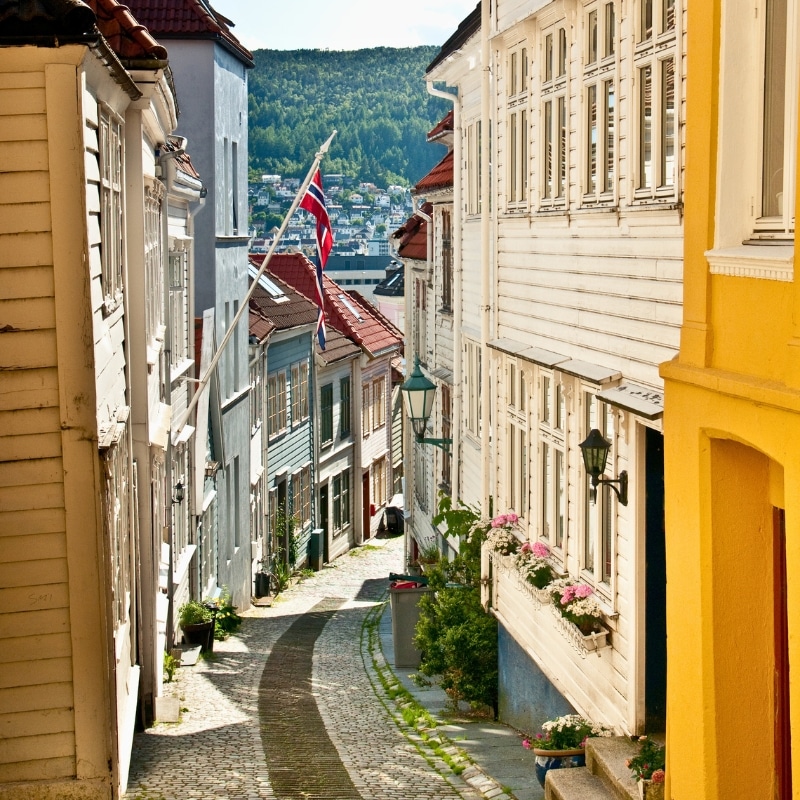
xmin=210 ymin=0 xmax=477 ymax=52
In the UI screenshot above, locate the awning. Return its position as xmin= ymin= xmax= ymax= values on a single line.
xmin=596 ymin=383 xmax=664 ymax=420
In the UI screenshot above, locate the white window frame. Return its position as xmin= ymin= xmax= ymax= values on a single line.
xmin=583 ymin=1 xmax=617 ymax=203
xmin=538 ymin=372 xmax=566 ymax=553
xmin=98 ymin=104 xmax=125 ymax=313
xmin=633 ymin=0 xmax=677 ymax=198
xmin=466 ymin=120 xmax=482 ymax=215
xmin=506 ymin=360 xmax=529 ymax=521
xmin=507 ymin=41 xmax=529 ymax=208
xmin=464 ymin=339 xmax=482 ymax=439
xmin=540 ymin=21 xmax=569 ymax=207
xmin=267 ymin=370 xmax=287 ymax=439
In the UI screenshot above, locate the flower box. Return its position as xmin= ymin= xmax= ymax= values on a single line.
xmin=552 ymin=607 xmax=609 ymax=654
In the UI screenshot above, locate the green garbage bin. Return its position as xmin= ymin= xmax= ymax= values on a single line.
xmin=389 ymin=584 xmax=431 ymax=668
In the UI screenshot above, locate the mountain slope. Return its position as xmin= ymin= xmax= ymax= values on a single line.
xmin=248 ymin=47 xmax=451 ymax=186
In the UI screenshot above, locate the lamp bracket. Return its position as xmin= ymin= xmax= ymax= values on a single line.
xmin=590 ymin=470 xmax=628 ymax=506
xmin=415 ymin=435 xmax=453 ymax=453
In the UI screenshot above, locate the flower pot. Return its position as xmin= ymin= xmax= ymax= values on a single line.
xmin=533 ymin=748 xmax=586 ymax=788
xmin=182 ymin=621 xmax=214 ymax=653
xmin=638 ymin=779 xmax=665 ymax=800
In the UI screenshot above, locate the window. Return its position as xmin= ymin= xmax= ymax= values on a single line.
xmin=300 ymin=465 xmax=311 ymax=528
xmin=541 ymin=22 xmax=568 ymax=206
xmin=320 ymin=383 xmax=333 ymax=444
xmin=144 ymin=185 xmax=164 ymax=343
xmin=583 ymin=393 xmax=614 ymax=587
xmin=465 ymin=339 xmax=482 ymax=438
xmin=507 ymin=43 xmax=529 ymax=207
xmin=466 ymin=120 xmax=482 ymax=214
xmin=539 ymin=373 xmax=566 ymax=549
xmin=250 ymin=357 xmax=262 ymax=433
xmin=441 ymin=209 xmax=453 ymax=311
xmin=291 ymin=361 xmax=309 ymax=425
xmin=757 ymin=0 xmax=796 ymax=234
xmin=372 ymin=457 xmax=387 ymax=508
xmin=169 ymin=250 xmax=188 ymax=368
xmin=506 ymin=362 xmax=528 ymax=518
xmin=362 ymin=383 xmax=371 ymax=435
xmin=267 ymin=371 xmax=287 ymax=438
xmin=333 ymin=469 xmax=351 ymax=533
xmin=98 ymin=105 xmax=124 ymax=311
xmin=441 ymin=384 xmax=452 ymax=491
xmin=340 ymin=376 xmax=351 ymax=437
xmin=372 ymin=376 xmax=386 ymax=430
xmin=414 ymin=278 xmax=427 ymax=363
xmin=635 ymin=0 xmax=677 ymax=196
xmin=584 ymin=2 xmax=617 ymax=200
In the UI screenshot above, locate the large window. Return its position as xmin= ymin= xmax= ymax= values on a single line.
xmin=144 ymin=185 xmax=164 ymax=343
xmin=635 ymin=0 xmax=676 ymax=196
xmin=414 ymin=278 xmax=427 ymax=363
xmin=372 ymin=457 xmax=387 ymax=508
xmin=332 ymin=469 xmax=351 ymax=533
xmin=267 ymin=371 xmax=287 ymax=439
xmin=441 ymin=384 xmax=452 ymax=492
xmin=340 ymin=376 xmax=351 ymax=437
xmin=466 ymin=120 xmax=482 ymax=215
xmin=507 ymin=362 xmax=528 ymax=519
xmin=541 ymin=22 xmax=569 ymax=206
xmin=539 ymin=373 xmax=566 ymax=550
xmin=372 ymin=376 xmax=386 ymax=431
xmin=169 ymin=250 xmax=188 ymax=369
xmin=583 ymin=392 xmax=614 ymax=587
xmin=507 ymin=42 xmax=529 ymax=207
xmin=441 ymin=209 xmax=453 ymax=311
xmin=320 ymin=383 xmax=333 ymax=445
xmin=583 ymin=2 xmax=616 ymax=201
xmin=465 ymin=339 xmax=482 ymax=438
xmin=291 ymin=361 xmax=309 ymax=426
xmin=98 ymin=105 xmax=124 ymax=312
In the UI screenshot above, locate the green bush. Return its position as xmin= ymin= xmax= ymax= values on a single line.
xmin=413 ymin=494 xmax=498 ymax=715
xmin=178 ymin=600 xmax=212 ymax=627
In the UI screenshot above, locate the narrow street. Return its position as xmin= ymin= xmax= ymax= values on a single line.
xmin=127 ymin=536 xmax=479 ymax=800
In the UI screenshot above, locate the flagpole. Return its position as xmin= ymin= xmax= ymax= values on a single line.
xmin=174 ymin=130 xmax=337 ymax=435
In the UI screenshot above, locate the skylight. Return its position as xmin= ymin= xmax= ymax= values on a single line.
xmin=248 ymin=264 xmax=289 ymax=303
xmin=338 ymin=294 xmax=363 ymax=322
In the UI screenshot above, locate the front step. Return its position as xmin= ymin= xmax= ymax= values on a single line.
xmin=545 ymin=736 xmax=640 ymax=800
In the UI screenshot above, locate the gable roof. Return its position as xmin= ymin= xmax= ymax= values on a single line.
xmin=391 ymin=202 xmax=431 ymax=262
xmin=248 ymin=266 xmax=317 ymax=340
xmin=0 ymin=0 xmax=167 ymax=63
xmin=123 ymin=0 xmax=253 ymax=66
xmin=427 ymin=1 xmax=481 ymax=74
xmin=428 ymin=109 xmax=454 ymax=142
xmin=251 ymin=253 xmax=403 ymax=359
xmin=415 ymin=150 xmax=453 ymax=193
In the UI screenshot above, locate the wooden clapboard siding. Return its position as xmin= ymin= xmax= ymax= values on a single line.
xmin=0 ymin=755 xmax=75 ymax=784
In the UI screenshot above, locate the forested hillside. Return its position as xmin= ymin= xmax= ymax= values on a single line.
xmin=248 ymin=47 xmax=452 ymax=187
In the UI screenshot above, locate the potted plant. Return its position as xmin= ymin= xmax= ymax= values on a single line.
xmin=485 ymin=512 xmax=521 ymax=555
xmin=523 ymin=714 xmax=612 ymax=787
xmin=514 ymin=541 xmax=553 ymax=589
xmin=551 ymin=580 xmax=605 ymax=635
xmin=178 ymin=600 xmax=214 ymax=652
xmin=627 ymin=737 xmax=666 ymax=799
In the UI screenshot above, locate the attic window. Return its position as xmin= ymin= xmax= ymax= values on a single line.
xmin=338 ymin=294 xmax=364 ymax=322
xmin=248 ymin=265 xmax=289 ymax=303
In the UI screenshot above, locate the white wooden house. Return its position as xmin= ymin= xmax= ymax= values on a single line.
xmin=425 ymin=0 xmax=684 ymax=737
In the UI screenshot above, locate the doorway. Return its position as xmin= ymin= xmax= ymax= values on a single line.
xmin=362 ymin=470 xmax=370 ymax=541
xmin=319 ymin=484 xmax=329 ymax=562
xmin=644 ymin=427 xmax=667 ymax=731
xmin=774 ymin=507 xmax=792 ymax=800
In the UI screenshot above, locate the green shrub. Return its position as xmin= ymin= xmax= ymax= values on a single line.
xmin=178 ymin=600 xmax=212 ymax=627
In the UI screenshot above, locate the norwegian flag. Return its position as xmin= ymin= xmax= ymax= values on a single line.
xmin=299 ymin=170 xmax=333 ymax=349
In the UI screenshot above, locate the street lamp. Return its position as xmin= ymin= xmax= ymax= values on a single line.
xmin=401 ymin=356 xmax=452 ymax=452
xmin=578 ymin=428 xmax=628 ymax=506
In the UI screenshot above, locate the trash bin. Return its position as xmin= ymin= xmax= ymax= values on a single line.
xmin=309 ymin=528 xmax=324 ymax=571
xmin=389 ymin=580 xmax=432 ymax=668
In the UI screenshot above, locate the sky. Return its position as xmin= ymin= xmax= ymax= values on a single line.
xmin=210 ymin=0 xmax=477 ymax=53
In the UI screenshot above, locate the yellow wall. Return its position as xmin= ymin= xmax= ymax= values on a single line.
xmin=662 ymin=1 xmax=800 ymax=797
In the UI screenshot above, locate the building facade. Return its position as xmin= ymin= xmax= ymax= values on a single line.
xmin=661 ymin=1 xmax=800 ymax=797
xmin=421 ymin=0 xmax=685 ymax=737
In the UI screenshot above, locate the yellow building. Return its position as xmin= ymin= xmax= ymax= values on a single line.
xmin=661 ymin=1 xmax=800 ymax=797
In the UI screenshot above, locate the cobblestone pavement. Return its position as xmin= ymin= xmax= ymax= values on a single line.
xmin=127 ymin=537 xmax=488 ymax=800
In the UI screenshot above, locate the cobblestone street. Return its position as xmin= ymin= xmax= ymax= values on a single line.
xmin=127 ymin=536 xmax=484 ymax=800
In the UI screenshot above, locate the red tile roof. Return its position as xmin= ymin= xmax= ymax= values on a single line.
xmin=428 ymin=109 xmax=454 ymax=141
xmin=415 ymin=150 xmax=453 ymax=193
xmin=317 ymin=327 xmax=361 ymax=365
xmin=251 ymin=253 xmax=403 ymax=359
xmin=248 ymin=267 xmax=318 ymax=338
xmin=123 ymin=0 xmax=253 ymax=66
xmin=89 ymin=0 xmax=168 ymax=61
xmin=391 ymin=203 xmax=431 ymax=262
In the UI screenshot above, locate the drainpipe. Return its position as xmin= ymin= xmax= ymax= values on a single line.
xmin=426 ymin=82 xmax=461 ymax=505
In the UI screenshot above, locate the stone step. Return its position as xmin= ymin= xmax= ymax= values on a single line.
xmin=545 ymin=766 xmax=615 ymax=800
xmin=543 ymin=737 xmax=641 ymax=800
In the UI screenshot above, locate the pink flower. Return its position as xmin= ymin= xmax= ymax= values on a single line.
xmin=520 ymin=542 xmax=533 ymax=553
xmin=574 ymin=584 xmax=594 ymax=599
xmin=522 ymin=738 xmax=531 ymax=750
xmin=651 ymin=770 xmax=665 ymax=784
xmin=532 ymin=542 xmax=550 ymax=558
xmin=506 ymin=512 xmax=519 ymax=523
xmin=561 ymin=586 xmax=576 ymax=604
xmin=491 ymin=514 xmax=507 ymax=528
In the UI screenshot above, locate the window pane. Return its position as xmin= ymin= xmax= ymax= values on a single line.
xmin=542 ymin=443 xmax=551 ymax=539
xmin=640 ymin=65 xmax=653 ymax=189
xmin=544 ymin=101 xmax=553 ymax=199
xmin=557 ymin=96 xmax=567 ymax=197
xmin=510 ymin=111 xmax=518 ymax=202
xmin=762 ymin=0 xmax=788 ymax=217
xmin=641 ymin=0 xmax=653 ymax=41
xmin=661 ymin=58 xmax=675 ymax=188
xmin=605 ymin=2 xmax=616 ymax=57
xmin=511 ymin=50 xmax=518 ymax=95
xmin=605 ymin=80 xmax=616 ymax=192
xmin=555 ymin=449 xmax=565 ymax=548
xmin=587 ymin=83 xmax=598 ymax=193
xmin=545 ymin=33 xmax=553 ymax=82
xmin=663 ymin=0 xmax=675 ymax=32
xmin=588 ymin=9 xmax=598 ymax=64
xmin=558 ymin=28 xmax=568 ymax=76
xmin=340 ymin=377 xmax=351 ymax=436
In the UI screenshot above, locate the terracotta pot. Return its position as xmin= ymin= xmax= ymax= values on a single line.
xmin=532 ymin=747 xmax=585 ymax=787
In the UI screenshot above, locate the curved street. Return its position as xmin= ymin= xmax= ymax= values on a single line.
xmin=127 ymin=536 xmax=485 ymax=800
